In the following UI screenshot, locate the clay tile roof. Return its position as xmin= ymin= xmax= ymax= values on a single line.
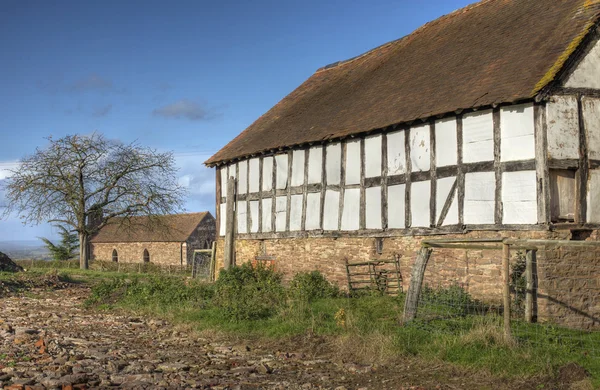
xmin=90 ymin=212 xmax=212 ymax=243
xmin=205 ymin=0 xmax=600 ymax=166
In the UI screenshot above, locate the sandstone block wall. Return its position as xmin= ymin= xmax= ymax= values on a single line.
xmin=91 ymin=241 xmax=185 ymax=266
xmin=215 ymin=229 xmax=600 ymax=329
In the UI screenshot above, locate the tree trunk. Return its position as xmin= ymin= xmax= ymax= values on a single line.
xmin=79 ymin=233 xmax=89 ymax=270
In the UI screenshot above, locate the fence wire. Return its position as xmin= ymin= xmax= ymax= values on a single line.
xmin=411 ymin=245 xmax=600 ymax=358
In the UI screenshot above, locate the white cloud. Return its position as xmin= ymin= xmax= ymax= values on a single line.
xmin=0 ymin=161 xmax=18 ymax=180
xmin=175 ymin=152 xmax=216 ymax=214
xmin=153 ymin=99 xmax=214 ymax=121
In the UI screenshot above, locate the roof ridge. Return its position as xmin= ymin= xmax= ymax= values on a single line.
xmin=316 ymin=0 xmax=496 ymax=73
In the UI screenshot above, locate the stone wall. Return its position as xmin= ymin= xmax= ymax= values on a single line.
xmin=91 ymin=241 xmax=185 ymax=266
xmin=215 ymin=229 xmax=600 ymax=329
xmin=536 ymin=230 xmax=600 ymax=330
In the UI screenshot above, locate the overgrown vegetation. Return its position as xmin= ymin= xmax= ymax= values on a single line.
xmin=84 ymin=265 xmax=600 ymax=386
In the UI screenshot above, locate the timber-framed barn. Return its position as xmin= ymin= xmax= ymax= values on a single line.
xmin=206 ymin=0 xmax=600 ymax=297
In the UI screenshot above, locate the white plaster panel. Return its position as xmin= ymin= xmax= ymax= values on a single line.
xmin=261 ymin=198 xmax=272 ymax=232
xmin=248 ymin=158 xmax=260 ymax=193
xmin=291 ymin=150 xmax=305 ymax=187
xmin=323 ymin=190 xmax=340 ymax=230
xmin=411 ymin=180 xmax=431 ymax=227
xmin=227 ymin=164 xmax=237 ymax=180
xmin=326 ymin=143 xmax=341 ymax=185
xmin=587 ymin=170 xmax=600 ymax=223
xmin=436 ymin=176 xmax=458 ymax=225
xmin=308 ymin=146 xmax=323 ymax=184
xmin=249 ymin=200 xmax=259 ymax=233
xmin=365 ymin=186 xmax=382 ymax=229
xmin=583 ymin=97 xmax=600 ymax=160
xmin=219 ymin=203 xmax=226 ymax=236
xmin=464 ymin=172 xmax=495 ymax=224
xmin=410 ymin=124 xmax=430 ymax=172
xmin=262 ymin=157 xmax=273 ymax=192
xmin=365 ymin=135 xmax=382 ymax=178
xmin=289 ymin=194 xmax=303 ymax=231
xmin=502 ymin=171 xmax=537 ymax=224
xmin=275 ymin=154 xmax=288 ymax=190
xmin=237 ymin=201 xmax=247 ymax=234
xmin=435 ymin=118 xmax=457 ymax=167
xmin=237 ymin=160 xmax=248 ymax=195
xmin=388 ymin=184 xmax=406 ymax=229
xmin=341 ymin=188 xmax=360 ymax=231
xmin=275 ymin=196 xmax=287 ymax=232
xmin=546 ymin=96 xmax=579 ymax=160
xmin=565 ymin=38 xmax=600 ymax=89
xmin=345 ymin=140 xmax=361 ymax=185
xmin=220 ymin=167 xmax=228 ymax=196
xmin=305 ymin=193 xmax=321 ymax=230
xmin=463 ymin=110 xmax=494 ymax=163
xmin=500 ymin=103 xmax=535 ymax=162
xmin=387 ymin=130 xmax=406 ymax=176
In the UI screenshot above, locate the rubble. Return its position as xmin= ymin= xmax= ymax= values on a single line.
xmin=0 ymin=252 xmax=23 ymax=273
xmin=0 ymin=286 xmax=581 ymax=389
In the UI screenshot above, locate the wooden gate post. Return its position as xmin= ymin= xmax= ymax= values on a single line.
xmin=525 ymin=249 xmax=536 ymax=323
xmin=403 ymin=246 xmax=433 ymax=323
xmin=502 ymin=241 xmax=512 ymax=341
xmin=223 ymin=177 xmax=236 ymax=270
xmin=210 ymin=241 xmax=217 ymax=281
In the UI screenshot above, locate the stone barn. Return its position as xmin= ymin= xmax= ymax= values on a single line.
xmin=205 ymin=0 xmax=600 ymax=302
xmin=90 ymin=212 xmax=216 ymax=266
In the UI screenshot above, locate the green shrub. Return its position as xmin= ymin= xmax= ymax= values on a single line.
xmin=214 ymin=262 xmax=284 ymax=321
xmin=86 ymin=275 xmax=214 ymax=308
xmin=288 ymin=271 xmax=339 ymax=302
xmin=420 ymin=282 xmax=485 ymax=317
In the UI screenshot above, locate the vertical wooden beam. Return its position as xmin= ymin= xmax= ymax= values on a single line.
xmin=338 ymin=140 xmax=347 ymax=231
xmin=429 ymin=120 xmax=437 ymax=227
xmin=381 ymin=133 xmax=388 ymax=230
xmin=302 ymin=148 xmax=309 ymax=231
xmin=502 ymin=241 xmax=512 ymax=341
xmin=223 ymin=177 xmax=236 ymax=270
xmin=534 ymin=103 xmax=550 ymax=224
xmin=403 ymin=246 xmax=433 ymax=322
xmin=245 ymin=159 xmax=251 ymax=233
xmin=493 ymin=108 xmax=503 ymax=225
xmin=210 ymin=241 xmax=217 ymax=281
xmin=271 ymin=153 xmax=277 ymax=232
xmin=457 ymin=115 xmax=465 ymax=226
xmin=359 ymin=138 xmax=366 ymax=230
xmin=320 ymin=144 xmax=327 ymax=230
xmin=577 ymin=96 xmax=589 ymax=223
xmin=286 ymin=150 xmax=293 ymax=232
xmin=258 ymin=157 xmax=263 ymax=233
xmin=525 ymin=249 xmax=536 ymax=323
xmin=405 ymin=127 xmax=412 ymax=228
xmin=215 ymin=166 xmax=222 ymax=239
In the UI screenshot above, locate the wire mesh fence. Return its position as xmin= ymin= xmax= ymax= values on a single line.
xmin=407 ymin=239 xmax=600 ymax=358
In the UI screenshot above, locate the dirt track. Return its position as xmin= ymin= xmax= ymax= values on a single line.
xmin=0 ymin=284 xmax=589 ymax=389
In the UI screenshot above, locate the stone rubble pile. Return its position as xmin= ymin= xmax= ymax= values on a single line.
xmin=0 ymin=252 xmax=23 ymax=273
xmin=0 ymin=287 xmax=383 ymax=389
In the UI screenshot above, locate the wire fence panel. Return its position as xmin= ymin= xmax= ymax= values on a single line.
xmin=511 ymin=245 xmax=600 ymax=357
xmin=409 ymin=242 xmax=600 ymax=358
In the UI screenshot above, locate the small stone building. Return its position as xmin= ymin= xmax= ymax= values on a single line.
xmin=90 ymin=212 xmax=215 ymax=266
xmin=205 ymin=0 xmax=600 ymax=325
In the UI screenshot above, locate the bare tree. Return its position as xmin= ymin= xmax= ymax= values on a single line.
xmin=1 ymin=133 xmax=186 ymax=269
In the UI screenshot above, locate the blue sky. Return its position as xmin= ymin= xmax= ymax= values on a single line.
xmin=0 ymin=0 xmax=472 ymax=242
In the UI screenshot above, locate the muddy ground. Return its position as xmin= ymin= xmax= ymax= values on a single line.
xmin=0 ymin=278 xmax=592 ymax=389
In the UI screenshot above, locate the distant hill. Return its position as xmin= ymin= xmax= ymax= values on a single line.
xmin=0 ymin=240 xmax=51 ymax=260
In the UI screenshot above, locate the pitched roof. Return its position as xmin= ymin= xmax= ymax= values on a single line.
xmin=206 ymin=0 xmax=600 ymax=166
xmin=90 ymin=212 xmax=212 ymax=243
